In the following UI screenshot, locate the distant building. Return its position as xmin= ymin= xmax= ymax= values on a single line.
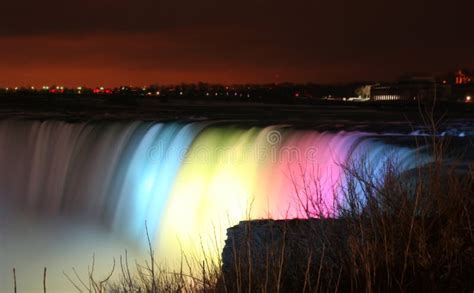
xmin=446 ymin=70 xmax=474 ymax=101
xmin=370 ymin=76 xmax=451 ymax=102
xmin=455 ymin=70 xmax=473 ymax=85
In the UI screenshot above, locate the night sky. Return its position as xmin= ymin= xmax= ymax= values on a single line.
xmin=1 ymin=0 xmax=473 ymax=87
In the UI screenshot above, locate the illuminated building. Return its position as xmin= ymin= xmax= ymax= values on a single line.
xmin=455 ymin=70 xmax=473 ymax=85
xmin=371 ymin=76 xmax=451 ymax=101
xmin=451 ymin=70 xmax=474 ymax=101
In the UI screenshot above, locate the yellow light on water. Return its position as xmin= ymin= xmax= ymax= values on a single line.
xmin=157 ymin=127 xmax=272 ymax=266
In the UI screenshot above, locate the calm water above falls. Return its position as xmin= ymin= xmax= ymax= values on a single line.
xmin=0 ymin=119 xmax=434 ymax=291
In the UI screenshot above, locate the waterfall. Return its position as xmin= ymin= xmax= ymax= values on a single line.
xmin=0 ymin=119 xmax=425 ymax=291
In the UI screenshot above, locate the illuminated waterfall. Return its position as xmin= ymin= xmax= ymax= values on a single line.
xmin=0 ymin=119 xmax=425 ymax=291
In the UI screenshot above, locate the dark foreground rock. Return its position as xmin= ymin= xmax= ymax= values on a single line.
xmin=220 ymin=219 xmax=348 ymax=292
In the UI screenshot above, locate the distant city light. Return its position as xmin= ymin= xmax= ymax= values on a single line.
xmin=1 ymin=79 xmax=471 ymax=105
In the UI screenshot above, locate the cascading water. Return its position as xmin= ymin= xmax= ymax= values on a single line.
xmin=0 ymin=119 xmax=427 ymax=292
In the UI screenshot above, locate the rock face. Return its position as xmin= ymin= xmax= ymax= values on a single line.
xmin=220 ymin=219 xmax=348 ymax=292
